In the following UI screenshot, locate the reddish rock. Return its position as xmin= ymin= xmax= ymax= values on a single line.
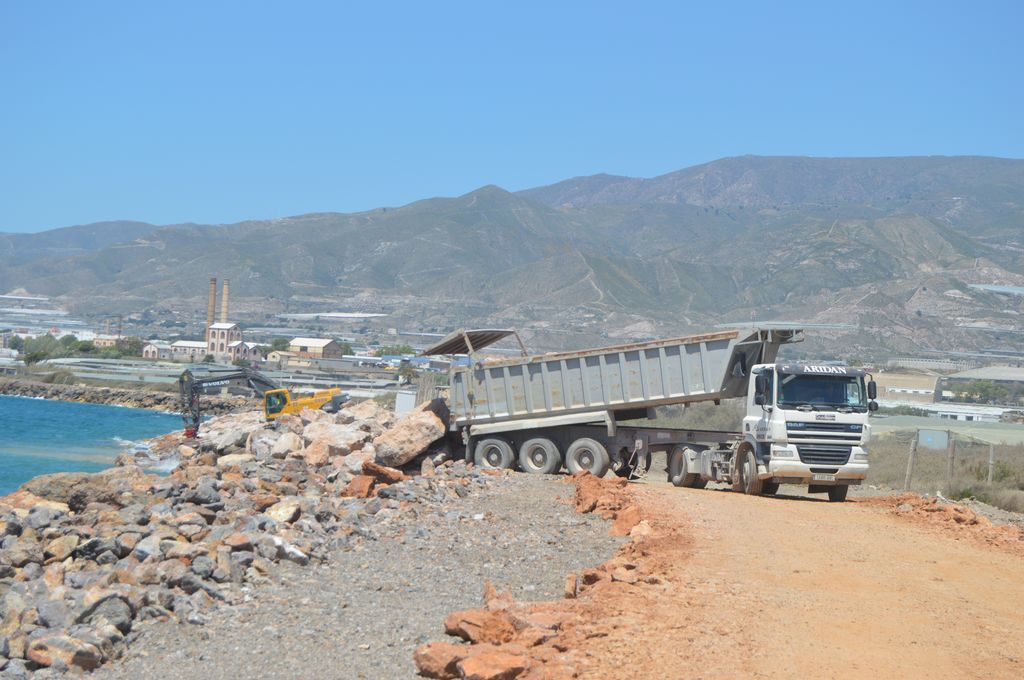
xmin=362 ymin=460 xmax=408 ymax=485
xmin=251 ymin=492 xmax=279 ymax=511
xmin=516 ymin=626 xmax=557 ymax=647
xmin=457 ymin=647 xmax=530 ymax=680
xmin=301 ymin=439 xmax=332 ymax=467
xmin=27 ymin=634 xmax=104 ymax=671
xmin=372 ymin=402 xmax=446 ymax=467
xmin=507 ymin=610 xmax=568 ymax=633
xmin=580 ymin=568 xmax=605 ymax=586
xmin=344 ymin=475 xmax=376 ymax=498
xmin=610 ymin=566 xmax=639 ymax=584
xmin=443 ymin=608 xmax=517 ymax=645
xmin=224 ymin=532 xmax=254 ymax=551
xmin=611 ymin=505 xmax=642 ymax=536
xmin=413 ymin=642 xmax=467 ymax=679
xmin=563 ymin=573 xmax=577 ymax=599
xmin=483 ymin=581 xmax=514 ymax=612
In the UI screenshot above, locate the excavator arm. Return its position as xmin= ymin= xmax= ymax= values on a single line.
xmin=178 ymin=368 xmax=281 ymax=437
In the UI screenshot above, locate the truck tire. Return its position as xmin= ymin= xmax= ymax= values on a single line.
xmin=565 ymin=438 xmax=610 ymax=477
xmin=518 ymin=438 xmax=561 ymax=474
xmin=474 ymin=438 xmax=515 ymax=470
xmin=611 ymin=448 xmax=636 ymax=478
xmin=668 ymin=447 xmax=706 ymax=488
xmin=761 ymin=481 xmax=780 ymax=496
xmin=739 ymin=448 xmax=763 ymax=495
xmin=827 ymin=485 xmax=849 ymax=503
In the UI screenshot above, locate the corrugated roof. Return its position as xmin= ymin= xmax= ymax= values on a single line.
xmin=420 ymin=329 xmax=516 ymax=356
xmin=289 ymin=338 xmax=336 ymax=347
xmin=947 ymin=366 xmax=1024 ymax=382
xmin=172 ymin=340 xmax=208 ymax=349
xmin=209 ymin=322 xmax=239 ymax=330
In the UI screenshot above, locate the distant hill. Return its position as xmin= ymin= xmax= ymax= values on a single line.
xmin=3 ymin=156 xmax=1023 ymax=357
xmin=0 ymin=220 xmax=161 ymax=260
xmin=520 ymin=155 xmax=1024 ymax=240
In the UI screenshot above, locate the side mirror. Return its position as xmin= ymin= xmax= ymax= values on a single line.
xmin=755 ymin=374 xmax=769 ymax=395
xmin=868 ymin=380 xmax=877 ymax=400
xmin=868 ymin=401 xmax=879 ymax=412
xmin=754 ymin=393 xmax=766 ymax=406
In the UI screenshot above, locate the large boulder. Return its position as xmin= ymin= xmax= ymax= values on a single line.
xmin=372 ymin=400 xmax=447 ymax=467
xmin=301 ymin=422 xmax=368 ymax=455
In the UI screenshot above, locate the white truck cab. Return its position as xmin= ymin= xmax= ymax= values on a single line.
xmin=743 ymin=362 xmax=876 ymax=501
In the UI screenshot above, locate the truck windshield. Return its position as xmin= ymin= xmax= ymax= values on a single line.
xmin=777 ymin=374 xmax=866 ymax=411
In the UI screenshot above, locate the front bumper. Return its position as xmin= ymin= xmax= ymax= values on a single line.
xmin=760 ymin=444 xmax=869 ymax=484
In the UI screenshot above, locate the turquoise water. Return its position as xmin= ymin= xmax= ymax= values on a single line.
xmin=0 ymin=395 xmax=182 ymax=495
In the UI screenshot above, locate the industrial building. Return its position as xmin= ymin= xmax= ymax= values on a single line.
xmin=936 ymin=366 xmax=1024 ymax=404
xmin=289 ymin=338 xmax=345 ymax=359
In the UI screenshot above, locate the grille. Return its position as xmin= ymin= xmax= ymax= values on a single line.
xmin=797 ymin=445 xmax=852 ymax=465
xmin=787 ymin=422 xmax=862 ymax=445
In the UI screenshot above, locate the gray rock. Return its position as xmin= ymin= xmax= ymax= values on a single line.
xmin=77 ymin=595 xmax=133 ymax=634
xmin=76 ymin=537 xmax=118 ymax=561
xmin=24 ymin=507 xmax=61 ymax=530
xmin=36 ymin=600 xmax=70 ymax=629
xmin=190 ymin=555 xmax=215 ymax=579
xmin=1 ymin=658 xmax=29 ymax=678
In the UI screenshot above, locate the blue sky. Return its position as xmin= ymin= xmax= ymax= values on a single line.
xmin=1 ymin=1 xmax=1021 ymax=232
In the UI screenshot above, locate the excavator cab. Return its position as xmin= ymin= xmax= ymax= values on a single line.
xmin=264 ymin=389 xmax=291 ymax=418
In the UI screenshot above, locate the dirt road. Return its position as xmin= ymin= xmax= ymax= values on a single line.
xmin=563 ymin=483 xmax=1024 ymax=679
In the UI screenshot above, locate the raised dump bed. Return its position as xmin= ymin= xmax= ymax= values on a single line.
xmin=422 ymin=327 xmax=801 ymax=428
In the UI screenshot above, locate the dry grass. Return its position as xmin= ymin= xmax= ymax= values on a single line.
xmin=869 ymin=432 xmax=1024 ymax=513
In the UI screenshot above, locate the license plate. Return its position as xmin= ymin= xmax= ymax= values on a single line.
xmin=812 ymin=473 xmax=836 ymax=482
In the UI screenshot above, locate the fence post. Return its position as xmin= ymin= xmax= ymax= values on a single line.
xmin=945 ymin=430 xmax=956 ymax=490
xmin=904 ymin=433 xmax=918 ymax=491
xmin=988 ymin=443 xmax=995 ymax=484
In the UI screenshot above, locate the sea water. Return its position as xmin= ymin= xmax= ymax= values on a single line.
xmin=0 ymin=395 xmax=182 ymax=495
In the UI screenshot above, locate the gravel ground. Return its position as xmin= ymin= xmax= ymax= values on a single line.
xmin=92 ymin=474 xmax=622 ymax=680
xmin=640 ymin=451 xmax=1024 ymax=527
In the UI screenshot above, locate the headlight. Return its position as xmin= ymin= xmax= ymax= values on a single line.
xmin=771 ymin=446 xmax=795 ymax=458
xmin=853 ymin=452 xmax=869 ymax=462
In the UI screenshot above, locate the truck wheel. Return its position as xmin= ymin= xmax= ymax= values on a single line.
xmin=474 ymin=438 xmax=514 ymax=470
xmin=611 ymin=448 xmax=636 ymax=478
xmin=565 ymin=438 xmax=610 ymax=477
xmin=827 ymin=485 xmax=849 ymax=503
xmin=668 ymin=447 xmax=706 ymax=488
xmin=740 ymin=449 xmax=763 ymax=495
xmin=761 ymin=481 xmax=780 ymax=496
xmin=518 ymin=438 xmax=561 ymax=474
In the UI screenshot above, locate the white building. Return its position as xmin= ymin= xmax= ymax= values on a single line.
xmin=171 ymin=340 xmax=208 ymax=362
xmin=207 ymin=322 xmax=243 ymax=357
xmin=142 ymin=342 xmax=173 ymax=361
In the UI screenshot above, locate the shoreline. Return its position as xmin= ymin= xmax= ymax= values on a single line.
xmin=0 ymin=376 xmax=251 ymax=416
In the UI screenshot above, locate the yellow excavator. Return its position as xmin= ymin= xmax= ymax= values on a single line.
xmin=178 ymin=368 xmax=349 ymax=437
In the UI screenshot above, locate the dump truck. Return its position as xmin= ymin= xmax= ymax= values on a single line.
xmin=178 ymin=368 xmax=349 ymax=437
xmin=421 ymin=327 xmax=877 ymax=501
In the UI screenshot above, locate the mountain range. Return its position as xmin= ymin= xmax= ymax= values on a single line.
xmin=3 ymin=156 xmax=1023 ymax=359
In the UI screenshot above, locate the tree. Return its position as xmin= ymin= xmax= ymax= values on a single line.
xmin=338 ymin=341 xmax=353 ymax=355
xmin=374 ymin=344 xmax=414 ymax=357
xmin=121 ymin=337 xmax=145 ymax=356
xmin=398 ymin=362 xmax=417 ymax=382
xmin=7 ymin=336 xmax=24 ymax=351
xmin=23 ymin=351 xmax=49 ymax=365
xmin=270 ymin=338 xmax=290 ymax=352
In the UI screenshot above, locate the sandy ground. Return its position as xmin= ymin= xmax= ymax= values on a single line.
xmin=563 ymin=482 xmax=1024 ymax=679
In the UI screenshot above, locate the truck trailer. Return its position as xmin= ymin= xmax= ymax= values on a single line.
xmin=421 ymin=327 xmax=877 ymax=502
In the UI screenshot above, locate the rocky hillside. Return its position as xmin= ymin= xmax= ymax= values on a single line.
xmin=2 ymin=156 xmax=1022 ymax=357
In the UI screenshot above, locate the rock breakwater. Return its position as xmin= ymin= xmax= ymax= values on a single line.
xmin=0 ymin=378 xmax=247 ymax=416
xmin=0 ymin=397 xmax=459 ymax=675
